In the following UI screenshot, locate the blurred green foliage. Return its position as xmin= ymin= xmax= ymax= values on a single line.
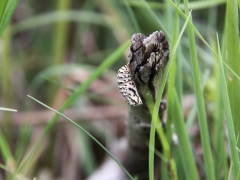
xmin=0 ymin=0 xmax=239 ymax=180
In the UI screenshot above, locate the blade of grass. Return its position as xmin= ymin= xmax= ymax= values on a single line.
xmin=164 ymin=0 xmax=180 ymax=178
xmin=0 ymin=131 xmax=15 ymax=168
xmin=0 ymin=107 xmax=17 ymax=112
xmin=216 ymin=33 xmax=240 ymax=179
xmin=0 ymin=0 xmax=7 ymax=22
xmin=27 ymin=95 xmax=135 ymax=180
xmin=211 ymin=30 xmax=227 ymax=179
xmin=226 ymin=0 xmax=240 ymax=138
xmin=164 ymin=0 xmax=180 ymax=176
xmin=15 ymin=125 xmax=31 ymax=165
xmin=11 ymin=11 xmax=119 ymax=35
xmin=0 ymin=0 xmax=18 ymax=36
xmin=1 ymin=24 xmax=13 ymax=143
xmin=18 ymin=41 xmax=130 ymax=173
xmin=1 ymin=25 xmax=11 ymax=109
xmin=183 ymin=0 xmax=216 ymax=179
xmin=139 ymin=0 xmax=169 ymax=39
xmin=228 ymin=164 xmax=233 ymax=180
xmin=186 ymin=69 xmax=210 ymax=132
xmin=172 ymin=89 xmax=199 ymax=180
xmin=184 ymin=1 xmax=217 ymax=179
xmin=128 ymin=0 xmax=226 ymax=11
xmin=77 ymin=130 xmax=96 ymax=176
xmin=148 ymin=10 xmax=192 ymax=180
xmin=0 ymin=131 xmax=13 ymax=161
xmin=122 ymin=0 xmax=140 ymax=32
xmin=52 ymin=0 xmax=70 ymax=65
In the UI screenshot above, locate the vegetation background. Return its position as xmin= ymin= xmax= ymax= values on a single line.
xmin=0 ymin=0 xmax=239 ymax=180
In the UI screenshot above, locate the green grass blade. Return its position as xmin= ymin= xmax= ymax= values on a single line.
xmin=0 ymin=107 xmax=17 ymax=112
xmin=0 ymin=131 xmax=14 ymax=164
xmin=139 ymin=0 xmax=169 ymax=39
xmin=164 ymin=0 xmax=180 ymax=178
xmin=0 ymin=0 xmax=18 ymax=36
xmin=172 ymin=89 xmax=199 ymax=180
xmin=18 ymin=41 xmax=130 ymax=173
xmin=164 ymin=0 xmax=180 ymax=177
xmin=183 ymin=1 xmax=215 ymax=179
xmin=27 ymin=95 xmax=135 ymax=180
xmin=122 ymin=0 xmax=140 ymax=32
xmin=178 ymin=0 xmax=226 ymax=10
xmin=186 ymin=69 xmax=210 ymax=132
xmin=52 ymin=0 xmax=70 ymax=65
xmin=0 ymin=0 xmax=7 ymax=22
xmin=148 ymin=11 xmax=192 ymax=180
xmin=216 ymin=33 xmax=240 ymax=179
xmin=128 ymin=0 xmax=226 ymax=10
xmin=226 ymin=0 xmax=240 ymax=139
xmin=11 ymin=11 xmax=120 ymax=35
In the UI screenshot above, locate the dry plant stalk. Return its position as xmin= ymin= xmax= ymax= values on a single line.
xmin=88 ymin=31 xmax=169 ymax=180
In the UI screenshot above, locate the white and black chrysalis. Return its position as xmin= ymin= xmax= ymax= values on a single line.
xmin=117 ymin=63 xmax=143 ymax=106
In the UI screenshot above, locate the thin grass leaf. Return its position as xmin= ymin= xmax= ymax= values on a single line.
xmin=228 ymin=164 xmax=233 ymax=180
xmin=0 ymin=131 xmax=14 ymax=163
xmin=0 ymin=0 xmax=7 ymax=21
xmin=52 ymin=0 xmax=70 ymax=65
xmin=148 ymin=10 xmax=192 ymax=180
xmin=178 ymin=0 xmax=226 ymax=10
xmin=186 ymin=69 xmax=210 ymax=132
xmin=212 ymin=32 xmax=227 ymax=179
xmin=174 ymin=0 xmax=183 ymax=104
xmin=164 ymin=0 xmax=181 ymax=178
xmin=226 ymin=0 xmax=240 ymax=138
xmin=139 ymin=0 xmax=169 ymax=39
xmin=183 ymin=1 xmax=216 ymax=179
xmin=217 ymin=33 xmax=240 ymax=179
xmin=0 ymin=107 xmax=17 ymax=112
xmin=122 ymin=0 xmax=140 ymax=32
xmin=11 ymin=11 xmax=119 ymax=35
xmin=128 ymin=0 xmax=226 ymax=10
xmin=27 ymin=95 xmax=135 ymax=180
xmin=172 ymin=89 xmax=199 ymax=180
xmin=0 ymin=0 xmax=18 ymax=36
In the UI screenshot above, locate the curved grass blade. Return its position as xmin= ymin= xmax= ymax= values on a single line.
xmin=183 ymin=0 xmax=215 ymax=179
xmin=148 ymin=10 xmax=192 ymax=180
xmin=0 ymin=107 xmax=17 ymax=112
xmin=122 ymin=0 xmax=140 ymax=32
xmin=139 ymin=0 xmax=169 ymax=39
xmin=128 ymin=0 xmax=226 ymax=11
xmin=226 ymin=0 xmax=240 ymax=139
xmin=27 ymin=95 xmax=135 ymax=180
xmin=0 ymin=0 xmax=18 ymax=36
xmin=11 ymin=11 xmax=119 ymax=35
xmin=216 ymin=33 xmax=240 ymax=179
xmin=172 ymin=89 xmax=199 ymax=180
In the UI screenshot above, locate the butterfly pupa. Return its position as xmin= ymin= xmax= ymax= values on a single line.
xmin=117 ymin=63 xmax=143 ymax=106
